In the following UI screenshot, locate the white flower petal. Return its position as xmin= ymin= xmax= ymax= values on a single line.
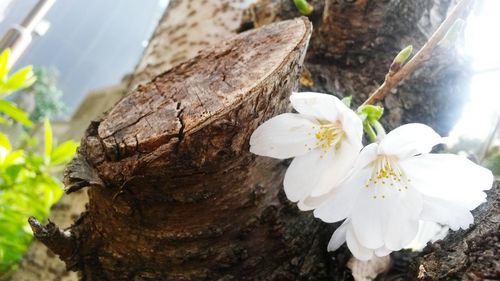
xmin=378 ymin=123 xmax=443 ymax=159
xmin=309 ymin=140 xmax=361 ymax=197
xmin=250 ymin=113 xmax=318 ymax=159
xmin=336 ymin=101 xmax=363 ymax=145
xmin=346 ymin=228 xmax=374 ymax=261
xmin=290 ymin=92 xmax=340 ymax=122
xmin=313 ymin=167 xmax=371 ymax=223
xmin=283 ymin=149 xmax=332 ymax=203
xmin=296 ymin=200 xmax=314 ymax=211
xmin=354 ymin=143 xmax=379 ymax=170
xmin=420 ymin=196 xmax=474 ymax=231
xmin=350 ymin=196 xmax=386 ymax=249
xmin=400 ymin=153 xmax=493 ymax=210
xmin=291 ymin=92 xmax=363 ymax=152
xmin=385 ymin=216 xmax=419 ymax=251
xmin=350 ymin=175 xmax=422 ymax=251
xmin=284 ymin=140 xmax=361 ymax=207
xmin=383 ymin=180 xmax=422 ymax=250
xmin=327 ymin=220 xmax=350 ymax=252
xmin=374 ymin=247 xmax=392 ymax=257
xmin=299 ymin=194 xmax=328 ymax=211
xmin=406 ymin=221 xmax=449 ymax=251
xmin=351 ymin=200 xmax=388 ymax=249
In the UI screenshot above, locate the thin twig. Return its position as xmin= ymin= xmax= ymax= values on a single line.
xmin=479 ymin=115 xmax=500 ymax=164
xmin=362 ymin=0 xmax=474 ymax=106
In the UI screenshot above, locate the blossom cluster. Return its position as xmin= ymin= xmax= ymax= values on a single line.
xmin=250 ymin=92 xmax=493 ymax=260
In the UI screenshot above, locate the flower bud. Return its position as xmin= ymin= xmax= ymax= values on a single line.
xmin=357 ymin=104 xmax=384 ymax=122
xmin=390 ymin=45 xmax=413 ymax=74
xmin=293 ymin=0 xmax=314 ymax=16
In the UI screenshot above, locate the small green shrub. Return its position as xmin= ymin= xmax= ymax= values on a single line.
xmin=0 ymin=48 xmax=78 ymax=276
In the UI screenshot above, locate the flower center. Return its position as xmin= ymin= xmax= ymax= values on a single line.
xmin=313 ymin=121 xmax=344 ymax=152
xmin=365 ymin=155 xmax=412 ymax=199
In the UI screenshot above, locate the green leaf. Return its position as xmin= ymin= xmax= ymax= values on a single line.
xmin=5 ymin=66 xmax=36 ymax=91
xmin=4 ymin=164 xmax=23 ymax=183
xmin=341 ymin=96 xmax=352 ymax=107
xmin=0 ymin=100 xmax=33 ymax=127
xmin=357 ymin=104 xmax=384 ymax=122
xmin=44 ymin=119 xmax=52 ymax=159
xmin=0 ymin=116 xmax=9 ymax=125
xmin=50 ymin=141 xmax=78 ymax=166
xmin=0 ymin=48 xmax=11 ymax=80
xmin=0 ymin=132 xmax=11 ymax=151
xmin=4 ymin=150 xmax=23 ymax=166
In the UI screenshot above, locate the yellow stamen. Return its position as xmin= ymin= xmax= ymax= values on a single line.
xmin=366 ymin=155 xmax=413 ymax=200
xmin=314 ymin=121 xmax=344 ymax=152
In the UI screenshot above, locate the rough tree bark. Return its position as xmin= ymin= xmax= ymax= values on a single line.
xmin=15 ymin=0 xmax=499 ymax=280
xmin=30 ymin=18 xmax=338 ymax=280
xmin=242 ymin=0 xmax=470 ymax=134
xmin=12 ymin=1 xmax=254 ymax=280
xmin=412 ymin=182 xmax=500 ymax=280
xmin=242 ymin=1 xmax=499 ymax=280
xmin=130 ymin=0 xmax=256 ymax=89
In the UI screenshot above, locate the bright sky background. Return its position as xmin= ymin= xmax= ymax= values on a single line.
xmin=449 ymin=0 xmax=500 ymax=143
xmin=0 ymin=0 xmax=167 ymax=115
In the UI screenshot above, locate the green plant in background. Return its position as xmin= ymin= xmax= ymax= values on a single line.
xmin=25 ymin=67 xmax=66 ymax=123
xmin=0 ymin=49 xmax=35 ymax=128
xmin=0 ymin=48 xmax=78 ymax=277
xmin=483 ymin=145 xmax=500 ymax=176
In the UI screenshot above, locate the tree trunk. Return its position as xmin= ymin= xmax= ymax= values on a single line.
xmin=411 ymin=182 xmax=500 ymax=280
xmin=30 ymin=18 xmax=337 ymax=281
xmin=13 ymin=1 xmax=252 ymax=280
xmin=17 ymin=0 xmax=497 ymax=280
xmin=242 ymin=0 xmax=470 ymax=134
xmin=130 ymin=0 xmax=255 ymax=89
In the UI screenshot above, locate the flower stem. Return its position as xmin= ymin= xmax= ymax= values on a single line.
xmin=363 ymin=123 xmax=377 ymax=143
xmin=361 ymin=0 xmax=474 ymax=106
xmin=372 ymin=121 xmax=386 ymax=140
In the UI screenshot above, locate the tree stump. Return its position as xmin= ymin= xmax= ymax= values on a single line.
xmin=30 ymin=18 xmax=335 ymax=280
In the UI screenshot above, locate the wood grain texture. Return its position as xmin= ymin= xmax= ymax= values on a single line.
xmin=14 ymin=1 xmax=253 ymax=280
xmin=33 ymin=18 xmax=335 ymax=280
xmin=130 ymin=0 xmax=255 ymax=89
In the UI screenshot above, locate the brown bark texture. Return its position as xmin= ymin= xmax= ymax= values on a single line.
xmin=243 ymin=0 xmax=471 ymax=134
xmin=241 ymin=1 xmax=499 ymax=280
xmin=412 ymin=181 xmax=500 ymax=280
xmin=30 ymin=18 xmax=339 ymax=280
xmin=21 ymin=0 xmax=500 ymax=280
xmin=13 ymin=1 xmax=253 ymax=280
xmin=130 ymin=0 xmax=255 ymax=89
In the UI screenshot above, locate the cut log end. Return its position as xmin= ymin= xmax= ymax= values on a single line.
xmin=34 ymin=17 xmax=329 ymax=280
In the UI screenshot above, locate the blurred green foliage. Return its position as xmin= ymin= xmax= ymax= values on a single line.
xmin=447 ymin=136 xmax=500 ymax=177
xmin=26 ymin=67 xmax=66 ymax=123
xmin=483 ymin=146 xmax=500 ymax=176
xmin=0 ymin=48 xmax=78 ymax=277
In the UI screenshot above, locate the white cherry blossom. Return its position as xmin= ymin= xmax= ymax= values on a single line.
xmin=314 ymin=123 xmax=493 ymax=260
xmin=250 ymin=92 xmax=363 ymax=210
